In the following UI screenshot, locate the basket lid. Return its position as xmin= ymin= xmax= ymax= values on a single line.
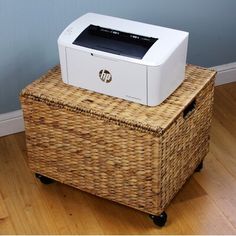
xmin=21 ymin=65 xmax=216 ymax=136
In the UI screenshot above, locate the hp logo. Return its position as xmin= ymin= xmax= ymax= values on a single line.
xmin=99 ymin=69 xmax=112 ymax=83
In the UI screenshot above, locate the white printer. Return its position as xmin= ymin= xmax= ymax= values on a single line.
xmin=58 ymin=13 xmax=189 ymax=106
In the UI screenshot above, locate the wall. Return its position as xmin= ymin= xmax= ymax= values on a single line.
xmin=0 ymin=0 xmax=236 ymax=113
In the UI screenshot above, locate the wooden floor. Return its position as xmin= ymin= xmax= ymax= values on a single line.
xmin=0 ymin=82 xmax=236 ymax=234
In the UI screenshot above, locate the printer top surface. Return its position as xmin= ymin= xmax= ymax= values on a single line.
xmin=58 ymin=13 xmax=189 ymax=66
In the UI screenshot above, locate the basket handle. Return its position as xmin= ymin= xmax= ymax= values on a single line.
xmin=183 ymin=99 xmax=196 ymax=118
xmin=81 ymin=99 xmax=94 ymax=104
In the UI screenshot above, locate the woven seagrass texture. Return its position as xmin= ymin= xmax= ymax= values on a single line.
xmin=159 ymin=79 xmax=214 ymax=210
xmin=20 ymin=65 xmax=216 ymax=215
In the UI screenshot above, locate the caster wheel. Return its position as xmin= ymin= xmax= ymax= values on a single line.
xmin=35 ymin=173 xmax=54 ymax=184
xmin=195 ymin=161 xmax=203 ymax=172
xmin=149 ymin=211 xmax=167 ymax=227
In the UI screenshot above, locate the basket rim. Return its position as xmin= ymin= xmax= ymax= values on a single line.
xmin=20 ymin=64 xmax=216 ymax=136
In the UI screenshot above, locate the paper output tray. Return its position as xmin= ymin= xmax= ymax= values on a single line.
xmin=73 ymin=24 xmax=158 ymax=59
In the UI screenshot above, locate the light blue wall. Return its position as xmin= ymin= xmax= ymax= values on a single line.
xmin=0 ymin=0 xmax=236 ymax=113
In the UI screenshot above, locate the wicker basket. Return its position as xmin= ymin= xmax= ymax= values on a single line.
xmin=20 ymin=65 xmax=216 ymax=217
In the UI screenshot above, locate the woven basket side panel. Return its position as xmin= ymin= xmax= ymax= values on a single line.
xmin=21 ymin=96 xmax=161 ymax=215
xmin=159 ymin=80 xmax=214 ymax=210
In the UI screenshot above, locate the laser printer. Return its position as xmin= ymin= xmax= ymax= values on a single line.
xmin=58 ymin=13 xmax=189 ymax=106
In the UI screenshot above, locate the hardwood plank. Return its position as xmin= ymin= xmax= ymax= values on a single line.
xmin=210 ymin=118 xmax=236 ymax=179
xmin=195 ymin=152 xmax=236 ymax=229
xmin=0 ymin=135 xmax=59 ymax=234
xmin=0 ymin=190 xmax=16 ymax=234
xmin=168 ymin=195 xmax=235 ymax=234
xmin=213 ymin=82 xmax=236 ymax=137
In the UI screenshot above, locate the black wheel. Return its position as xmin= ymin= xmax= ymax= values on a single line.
xmin=35 ymin=173 xmax=54 ymax=184
xmin=149 ymin=211 xmax=167 ymax=227
xmin=195 ymin=161 xmax=203 ymax=172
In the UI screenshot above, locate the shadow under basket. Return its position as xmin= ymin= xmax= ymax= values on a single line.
xmin=20 ymin=64 xmax=216 ymax=227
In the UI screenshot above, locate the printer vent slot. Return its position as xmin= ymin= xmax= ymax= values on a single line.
xmin=73 ymin=24 xmax=158 ymax=59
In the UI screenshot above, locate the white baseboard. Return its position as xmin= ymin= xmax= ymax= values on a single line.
xmin=0 ymin=110 xmax=24 ymax=137
xmin=0 ymin=62 xmax=235 ymax=137
xmin=210 ymin=62 xmax=236 ymax=86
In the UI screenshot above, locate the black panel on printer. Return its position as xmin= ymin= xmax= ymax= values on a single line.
xmin=73 ymin=25 xmax=158 ymax=59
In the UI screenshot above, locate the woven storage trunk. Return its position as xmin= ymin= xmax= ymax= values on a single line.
xmin=20 ymin=65 xmax=216 ymax=216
